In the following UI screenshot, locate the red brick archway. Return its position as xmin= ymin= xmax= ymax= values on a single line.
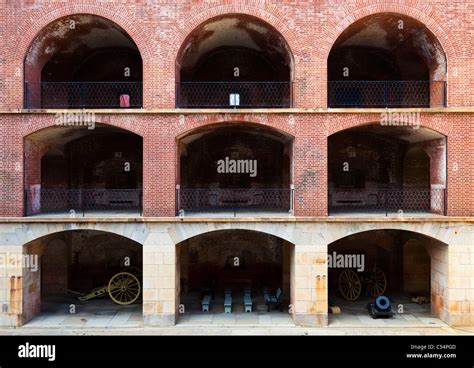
xmin=322 ymin=5 xmax=455 ymax=65
xmin=16 ymin=4 xmax=153 ymax=108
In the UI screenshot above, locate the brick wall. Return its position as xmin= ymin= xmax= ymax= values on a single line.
xmin=0 ymin=112 xmax=471 ymax=217
xmin=0 ymin=1 xmax=472 ymax=218
xmin=0 ymin=1 xmax=473 ymax=109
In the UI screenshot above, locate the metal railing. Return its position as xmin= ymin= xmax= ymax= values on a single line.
xmin=328 ymin=81 xmax=446 ymax=108
xmin=176 ymin=81 xmax=293 ymax=108
xmin=328 ymin=189 xmax=446 ymax=216
xmin=24 ymin=81 xmax=143 ymax=109
xmin=176 ymin=188 xmax=292 ymax=213
xmin=25 ymin=189 xmax=143 ymax=216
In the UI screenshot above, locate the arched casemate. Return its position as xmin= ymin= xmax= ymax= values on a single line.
xmin=328 ymin=124 xmax=447 ymax=216
xmin=24 ymin=14 xmax=143 ymax=109
xmin=176 ymin=14 xmax=294 ymax=108
xmin=327 ymin=13 xmax=447 ymax=108
xmin=24 ymin=124 xmax=143 ymax=217
xmin=177 ymin=123 xmax=293 ymax=216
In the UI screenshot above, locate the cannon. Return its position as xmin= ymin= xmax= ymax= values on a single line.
xmin=337 ymin=264 xmax=386 ymax=301
xmin=366 ymin=295 xmax=394 ymax=318
xmin=73 ymin=267 xmax=142 ymax=305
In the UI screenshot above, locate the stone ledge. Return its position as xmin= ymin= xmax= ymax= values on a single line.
xmin=2 ymin=107 xmax=474 ymax=114
xmin=0 ymin=216 xmax=472 ymax=223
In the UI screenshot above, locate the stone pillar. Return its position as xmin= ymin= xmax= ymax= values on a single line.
xmin=445 ymin=242 xmax=474 ymax=326
xmin=0 ymin=245 xmax=24 ymax=327
xmin=142 ymin=231 xmax=176 ymax=326
xmin=282 ymin=242 xmax=292 ymax=304
xmin=21 ymin=241 xmax=45 ymax=324
xmin=427 ymin=240 xmax=449 ymax=322
xmin=293 ymin=244 xmax=328 ymax=327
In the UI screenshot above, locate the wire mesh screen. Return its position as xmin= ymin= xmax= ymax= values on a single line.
xmin=328 ymin=81 xmax=446 ymax=108
xmin=177 ymin=81 xmax=293 ymax=108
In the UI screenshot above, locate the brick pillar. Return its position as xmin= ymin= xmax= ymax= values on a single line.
xmin=293 ymin=244 xmax=328 ymax=326
xmin=412 ymin=138 xmax=447 ymax=214
xmin=293 ymin=121 xmax=327 ymax=216
xmin=142 ymin=230 xmax=176 ymax=326
xmin=142 ymin=120 xmax=176 ymax=217
xmin=24 ymin=139 xmax=48 ymax=216
xmin=0 ymin=117 xmax=24 ymax=217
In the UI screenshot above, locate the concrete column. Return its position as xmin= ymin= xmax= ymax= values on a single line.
xmin=293 ymin=244 xmax=328 ymax=327
xmin=142 ymin=232 xmax=176 ymax=326
xmin=21 ymin=241 xmax=45 ymax=324
xmin=0 ymin=245 xmax=24 ymax=327
xmin=282 ymin=242 xmax=292 ymax=304
xmin=427 ymin=240 xmax=449 ymax=322
xmin=445 ymin=242 xmax=474 ymax=326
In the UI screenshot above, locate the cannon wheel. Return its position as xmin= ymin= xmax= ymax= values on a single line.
xmin=108 ymin=272 xmax=141 ymax=305
xmin=338 ymin=269 xmax=362 ymax=301
xmin=368 ymin=266 xmax=387 ymax=297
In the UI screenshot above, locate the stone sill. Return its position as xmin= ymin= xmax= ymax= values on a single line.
xmin=2 ymin=107 xmax=474 ymax=114
xmin=0 ymin=216 xmax=472 ymax=223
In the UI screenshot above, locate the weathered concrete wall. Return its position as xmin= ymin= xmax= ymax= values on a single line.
xmin=0 ymin=219 xmax=472 ymax=327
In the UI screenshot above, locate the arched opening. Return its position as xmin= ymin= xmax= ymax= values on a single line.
xmin=176 ymin=14 xmax=293 ymax=108
xmin=327 ymin=13 xmax=447 ymax=107
xmin=328 ymin=124 xmax=446 ymax=216
xmin=23 ymin=230 xmax=143 ymax=327
xmin=327 ymin=230 xmax=447 ymax=326
xmin=176 ymin=230 xmax=294 ymax=324
xmin=24 ymin=125 xmax=143 ymax=216
xmin=24 ymin=14 xmax=143 ymax=108
xmin=403 ymin=147 xmax=430 ymax=189
xmin=177 ymin=124 xmax=293 ymax=215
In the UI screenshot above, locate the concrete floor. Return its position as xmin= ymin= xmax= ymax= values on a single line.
xmin=2 ymin=325 xmax=473 ymax=336
xmin=21 ymin=293 xmax=448 ymax=330
xmin=5 ymin=293 xmax=473 ymax=335
xmin=178 ymin=312 xmax=294 ymax=327
xmin=24 ymin=296 xmax=142 ymax=328
xmin=329 ymin=295 xmax=445 ymax=327
xmin=178 ymin=289 xmax=294 ymax=326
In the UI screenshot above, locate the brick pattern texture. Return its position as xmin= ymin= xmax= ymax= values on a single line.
xmin=0 ymin=1 xmax=472 ymax=217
